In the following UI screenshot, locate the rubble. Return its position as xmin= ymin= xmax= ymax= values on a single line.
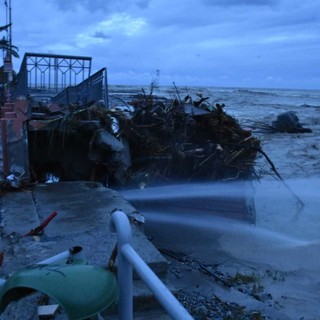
xmin=116 ymin=92 xmax=260 ymax=186
xmin=3 ymin=86 xmax=261 ymax=188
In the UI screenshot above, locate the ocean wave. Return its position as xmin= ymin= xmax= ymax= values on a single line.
xmin=233 ymin=89 xmax=276 ymax=96
xmin=299 ymin=104 xmax=320 ymax=109
xmin=108 ymin=85 xmax=320 ymax=115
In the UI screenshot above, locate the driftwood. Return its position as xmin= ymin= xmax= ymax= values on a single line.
xmin=117 ymin=92 xmax=260 ymax=185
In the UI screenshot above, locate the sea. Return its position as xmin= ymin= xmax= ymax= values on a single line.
xmin=104 ymin=85 xmax=320 ymax=320
xmin=109 ymin=85 xmax=320 ymax=179
xmin=113 ymin=85 xmax=320 ymax=319
xmin=108 ymin=84 xmax=320 ymax=126
xmin=113 ymin=84 xmax=320 ymax=237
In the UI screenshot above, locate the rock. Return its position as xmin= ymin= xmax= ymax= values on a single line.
xmin=272 ymin=111 xmax=312 ymax=133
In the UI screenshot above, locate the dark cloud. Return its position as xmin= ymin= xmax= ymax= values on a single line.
xmin=50 ymin=0 xmax=151 ymax=12
xmin=203 ymin=0 xmax=277 ymax=6
xmin=11 ymin=0 xmax=320 ymax=89
xmin=92 ymin=31 xmax=111 ymax=40
xmin=135 ymin=0 xmax=151 ymax=9
xmin=50 ymin=0 xmax=110 ymax=12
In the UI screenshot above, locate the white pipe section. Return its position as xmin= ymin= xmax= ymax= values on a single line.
xmin=111 ymin=210 xmax=193 ymax=320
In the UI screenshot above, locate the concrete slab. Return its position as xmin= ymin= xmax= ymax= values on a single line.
xmin=0 ymin=181 xmax=168 ymax=276
xmin=0 ymin=181 xmax=172 ymax=318
xmin=1 ymin=190 xmax=39 ymax=235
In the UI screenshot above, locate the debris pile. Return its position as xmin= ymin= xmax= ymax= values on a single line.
xmin=118 ymin=93 xmax=260 ymax=185
xmin=27 ymin=91 xmax=261 ymax=186
xmin=28 ymin=103 xmax=129 ymax=185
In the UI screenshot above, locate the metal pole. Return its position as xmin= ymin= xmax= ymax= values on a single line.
xmin=9 ymin=0 xmax=12 ymax=50
xmin=111 ymin=211 xmax=133 ymax=320
xmin=104 ymin=68 xmax=109 ymax=108
xmin=1 ymin=119 xmax=10 ymax=176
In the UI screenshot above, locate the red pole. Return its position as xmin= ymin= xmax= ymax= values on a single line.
xmin=1 ymin=119 xmax=10 ymax=176
xmin=24 ymin=211 xmax=58 ymax=236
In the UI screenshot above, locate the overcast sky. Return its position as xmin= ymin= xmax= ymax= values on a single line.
xmin=3 ymin=0 xmax=320 ymax=89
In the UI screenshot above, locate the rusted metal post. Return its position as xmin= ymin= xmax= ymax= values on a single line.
xmin=1 ymin=119 xmax=10 ymax=176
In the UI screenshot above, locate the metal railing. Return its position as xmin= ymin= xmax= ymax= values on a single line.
xmin=51 ymin=67 xmax=109 ymax=108
xmin=13 ymin=53 xmax=109 ymax=109
xmin=14 ymin=53 xmax=92 ymax=99
xmin=111 ymin=210 xmax=194 ymax=320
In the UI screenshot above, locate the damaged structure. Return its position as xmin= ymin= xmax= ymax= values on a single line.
xmin=1 ymin=53 xmax=261 ymax=190
xmin=0 ymin=52 xmax=109 ymax=185
xmin=0 ymin=52 xmax=263 ymax=317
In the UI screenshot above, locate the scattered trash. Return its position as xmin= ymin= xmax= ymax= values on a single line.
xmin=160 ymin=247 xmax=271 ymax=303
xmin=128 ymin=212 xmax=145 ymax=224
xmin=0 ymin=172 xmax=30 ymax=191
xmin=38 ymin=304 xmax=59 ymax=319
xmin=5 ymin=174 xmax=21 ymax=189
xmin=45 ymin=173 xmax=60 ymax=184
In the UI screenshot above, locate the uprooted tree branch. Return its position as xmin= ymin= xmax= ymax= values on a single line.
xmin=118 ymin=93 xmax=260 ymax=185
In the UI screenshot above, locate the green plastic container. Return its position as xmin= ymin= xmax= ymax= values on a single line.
xmin=0 ymin=258 xmax=118 ymax=319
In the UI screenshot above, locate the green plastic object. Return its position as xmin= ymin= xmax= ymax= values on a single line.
xmin=0 ymin=258 xmax=118 ymax=319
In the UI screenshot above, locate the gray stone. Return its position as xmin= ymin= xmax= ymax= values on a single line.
xmin=272 ymin=111 xmax=312 ymax=133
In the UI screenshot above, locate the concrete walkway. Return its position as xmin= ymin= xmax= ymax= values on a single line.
xmin=0 ymin=181 xmax=169 ymax=319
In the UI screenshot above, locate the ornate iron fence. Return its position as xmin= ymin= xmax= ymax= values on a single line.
xmin=14 ymin=52 xmax=92 ymax=98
